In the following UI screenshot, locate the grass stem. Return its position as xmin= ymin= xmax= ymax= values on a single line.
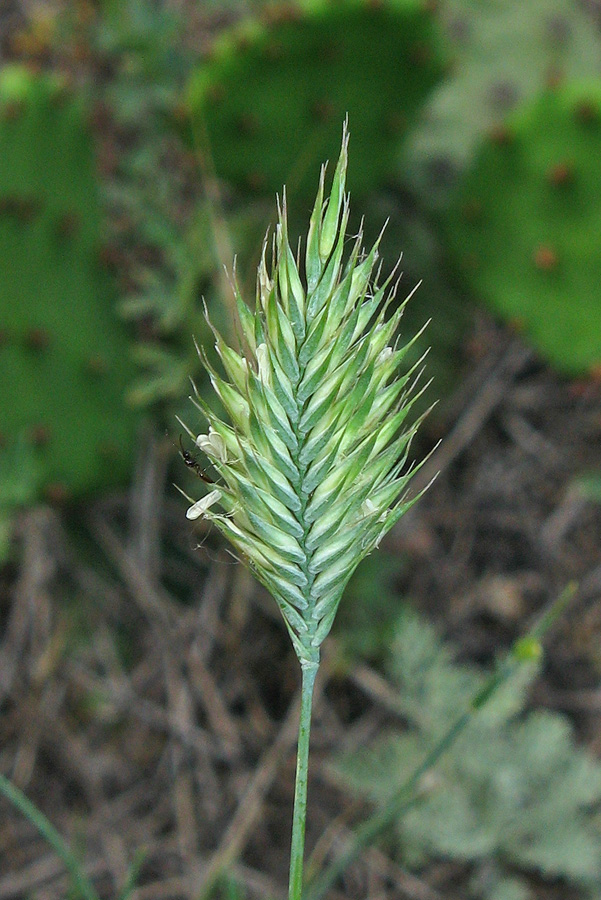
xmin=288 ymin=659 xmax=319 ymax=900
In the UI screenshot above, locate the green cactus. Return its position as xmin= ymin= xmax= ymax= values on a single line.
xmin=404 ymin=0 xmax=601 ymax=209
xmin=0 ymin=64 xmax=139 ymax=503
xmin=444 ymin=80 xmax=601 ymax=376
xmin=185 ymin=0 xmax=446 ymax=199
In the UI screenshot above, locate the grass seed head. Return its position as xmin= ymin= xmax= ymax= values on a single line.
xmin=184 ymin=123 xmax=431 ymax=665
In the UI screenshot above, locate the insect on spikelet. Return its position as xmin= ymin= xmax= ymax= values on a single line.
xmin=182 ymin=123 xmax=433 ymax=668
xmin=177 ymin=433 xmax=215 ymax=484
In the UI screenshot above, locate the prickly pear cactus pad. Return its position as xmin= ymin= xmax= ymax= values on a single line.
xmin=405 ymin=0 xmax=601 ymax=208
xmin=0 ymin=65 xmax=138 ymax=502
xmin=186 ymin=0 xmax=445 ymax=198
xmin=445 ymin=81 xmax=601 ymax=376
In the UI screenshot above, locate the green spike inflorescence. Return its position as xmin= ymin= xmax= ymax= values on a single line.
xmin=444 ymin=80 xmax=601 ymax=377
xmin=185 ymin=0 xmax=446 ymax=199
xmin=0 ymin=65 xmax=139 ymax=502
xmin=184 ymin=126 xmax=431 ymax=665
xmin=183 ymin=130 xmax=433 ymax=896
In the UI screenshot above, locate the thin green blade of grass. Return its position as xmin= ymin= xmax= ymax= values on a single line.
xmin=0 ymin=772 xmax=101 ymax=900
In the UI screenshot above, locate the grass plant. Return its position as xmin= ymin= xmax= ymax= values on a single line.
xmin=180 ymin=123 xmax=433 ymax=898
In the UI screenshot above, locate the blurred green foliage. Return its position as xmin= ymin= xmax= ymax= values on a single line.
xmin=574 ymin=472 xmax=601 ymax=504
xmin=446 ymin=80 xmax=601 ymax=375
xmin=335 ymin=553 xmax=408 ymax=661
xmin=0 ymin=65 xmax=139 ymax=511
xmin=405 ymin=0 xmax=601 ymax=209
xmin=331 ymin=611 xmax=601 ymax=900
xmin=186 ymin=0 xmax=446 ymax=200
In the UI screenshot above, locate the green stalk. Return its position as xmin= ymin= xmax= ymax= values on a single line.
xmin=288 ymin=659 xmax=319 ymax=900
xmin=0 ymin=773 xmax=101 ymax=900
